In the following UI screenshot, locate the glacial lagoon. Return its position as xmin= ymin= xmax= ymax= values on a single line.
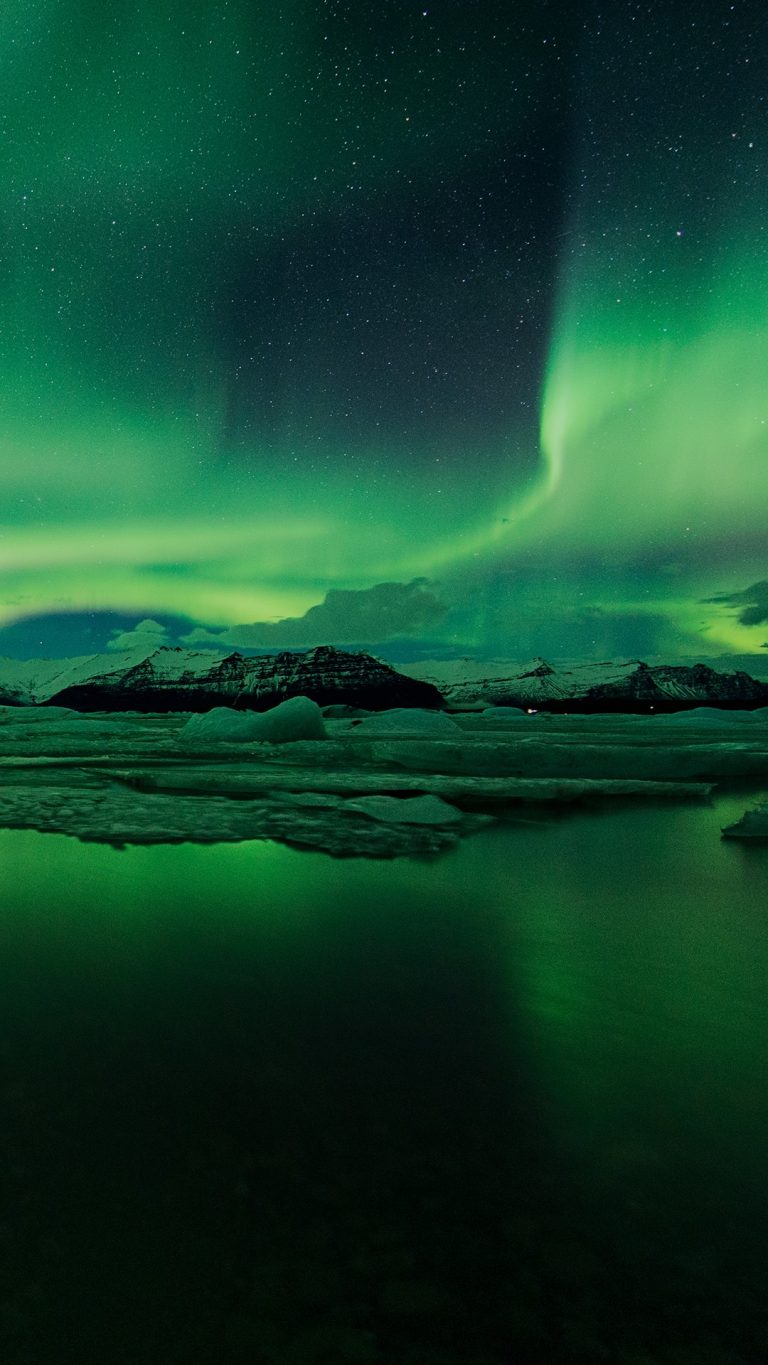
xmin=1 ymin=790 xmax=767 ymax=1364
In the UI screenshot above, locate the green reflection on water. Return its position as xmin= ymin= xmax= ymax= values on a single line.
xmin=0 ymin=795 xmax=767 ymax=1363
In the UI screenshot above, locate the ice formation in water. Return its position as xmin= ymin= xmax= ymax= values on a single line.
xmin=0 ymin=699 xmax=765 ymax=855
xmin=179 ymin=695 xmax=326 ymax=744
xmin=350 ymin=708 xmax=461 ymax=736
xmin=481 ymin=706 xmax=528 ymax=718
xmin=345 ymin=794 xmax=464 ymax=825
xmin=721 ymin=804 xmax=768 ymax=839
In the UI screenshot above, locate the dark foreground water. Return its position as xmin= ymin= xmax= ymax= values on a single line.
xmin=1 ymin=792 xmax=767 ymax=1365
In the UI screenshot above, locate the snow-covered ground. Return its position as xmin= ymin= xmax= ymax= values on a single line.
xmin=2 ymin=702 xmax=767 ymax=853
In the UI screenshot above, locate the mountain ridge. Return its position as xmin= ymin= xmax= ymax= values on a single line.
xmin=1 ymin=646 xmax=767 ymax=713
xmin=0 ymin=644 xmax=442 ymax=712
xmin=401 ymin=655 xmax=768 ymax=712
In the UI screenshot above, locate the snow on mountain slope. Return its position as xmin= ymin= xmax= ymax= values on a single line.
xmin=0 ymin=645 xmax=442 ymax=712
xmin=402 ymin=657 xmax=641 ymax=704
xmin=400 ymin=656 xmax=768 ymax=709
xmin=2 ymin=645 xmax=767 ymax=713
xmin=0 ymin=646 xmax=227 ymax=704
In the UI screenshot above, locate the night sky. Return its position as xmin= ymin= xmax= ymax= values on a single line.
xmin=1 ymin=1 xmax=766 ymax=663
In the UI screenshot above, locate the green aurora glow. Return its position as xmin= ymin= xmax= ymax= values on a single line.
xmin=0 ymin=2 xmax=765 ymax=659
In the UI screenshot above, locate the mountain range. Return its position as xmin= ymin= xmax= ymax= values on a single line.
xmin=401 ymin=656 xmax=768 ymax=712
xmin=1 ymin=646 xmax=767 ymax=713
xmin=0 ymin=645 xmax=441 ymax=712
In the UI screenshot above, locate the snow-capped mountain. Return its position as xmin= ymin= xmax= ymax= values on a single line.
xmin=401 ymin=656 xmax=768 ymax=711
xmin=3 ymin=646 xmax=766 ymax=714
xmin=0 ymin=645 xmax=443 ymax=712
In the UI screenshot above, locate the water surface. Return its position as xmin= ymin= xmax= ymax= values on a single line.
xmin=1 ymin=791 xmax=767 ymax=1363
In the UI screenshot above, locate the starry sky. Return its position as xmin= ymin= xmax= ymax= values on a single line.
xmin=1 ymin=0 xmax=766 ymax=665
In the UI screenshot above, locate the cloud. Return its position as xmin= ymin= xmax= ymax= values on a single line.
xmin=703 ymin=580 xmax=768 ymax=627
xmin=181 ymin=580 xmax=448 ymax=650
xmin=107 ymin=617 xmax=170 ymax=651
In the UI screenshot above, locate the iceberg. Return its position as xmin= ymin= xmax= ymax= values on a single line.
xmin=178 ymin=696 xmax=326 ymax=744
xmin=350 ymin=708 xmax=460 ymax=736
xmin=345 ymin=794 xmax=464 ymax=825
xmin=721 ymin=804 xmax=768 ymax=839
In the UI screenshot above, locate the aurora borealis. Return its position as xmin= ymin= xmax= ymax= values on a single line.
xmin=1 ymin=1 xmax=766 ymax=662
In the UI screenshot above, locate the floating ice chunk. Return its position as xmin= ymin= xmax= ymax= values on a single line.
xmin=250 ymin=696 xmax=327 ymax=742
xmin=370 ymin=738 xmax=768 ymax=781
xmin=0 ymin=782 xmax=464 ymax=856
xmin=270 ymin=790 xmax=344 ymax=809
xmin=178 ymin=696 xmax=326 ymax=744
xmin=653 ymin=707 xmax=765 ymax=725
xmin=346 ymin=794 xmax=463 ymax=825
xmin=102 ymin=766 xmax=712 ymax=803
xmin=321 ymin=703 xmax=371 ymax=718
xmin=0 ymin=705 xmax=82 ymax=722
xmin=481 ymin=706 xmax=528 ymax=718
xmin=178 ymin=708 xmax=263 ymax=742
xmin=721 ymin=804 xmax=768 ymax=839
xmin=352 ymin=708 xmax=459 ymax=736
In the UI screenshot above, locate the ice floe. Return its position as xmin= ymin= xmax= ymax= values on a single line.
xmin=0 ymin=705 xmax=83 ymax=723
xmin=0 ymin=778 xmax=488 ymax=856
xmin=103 ymin=765 xmax=711 ymax=805
xmin=350 ymin=708 xmax=461 ymax=736
xmin=344 ymin=794 xmax=464 ymax=825
xmin=2 ymin=700 xmax=767 ymax=855
xmin=363 ymin=738 xmax=768 ymax=782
